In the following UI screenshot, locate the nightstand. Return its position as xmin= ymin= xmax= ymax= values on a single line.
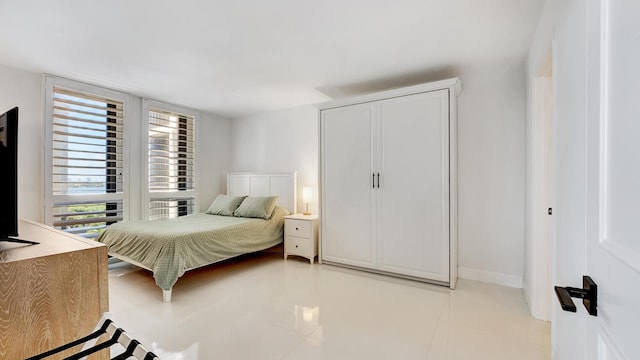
xmin=284 ymin=214 xmax=319 ymax=264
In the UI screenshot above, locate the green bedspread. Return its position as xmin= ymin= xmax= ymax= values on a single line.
xmin=96 ymin=206 xmax=288 ymax=290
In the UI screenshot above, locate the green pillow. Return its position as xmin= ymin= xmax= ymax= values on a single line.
xmin=233 ymin=196 xmax=279 ymax=219
xmin=206 ymin=194 xmax=247 ymax=216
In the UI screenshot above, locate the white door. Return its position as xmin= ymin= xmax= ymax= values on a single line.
xmin=377 ymin=90 xmax=449 ymax=281
xmin=321 ymin=103 xmax=375 ymax=268
xmin=585 ymin=0 xmax=640 ymax=358
xmin=554 ymin=1 xmax=640 ymax=359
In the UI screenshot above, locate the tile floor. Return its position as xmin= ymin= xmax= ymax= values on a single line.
xmin=106 ymin=250 xmax=550 ymax=359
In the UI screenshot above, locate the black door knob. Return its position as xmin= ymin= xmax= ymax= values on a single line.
xmin=554 ymin=275 xmax=597 ymax=316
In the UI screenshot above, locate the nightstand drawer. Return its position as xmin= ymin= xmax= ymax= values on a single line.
xmin=285 ymin=236 xmax=310 ymax=256
xmin=285 ymin=220 xmax=311 ymax=239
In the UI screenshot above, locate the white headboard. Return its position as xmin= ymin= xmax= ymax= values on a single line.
xmin=227 ymin=172 xmax=297 ymax=214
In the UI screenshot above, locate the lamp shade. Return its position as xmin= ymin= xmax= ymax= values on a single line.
xmin=302 ymin=186 xmax=313 ymax=203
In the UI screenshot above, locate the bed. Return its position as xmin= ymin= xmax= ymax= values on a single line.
xmin=97 ymin=172 xmax=297 ymax=302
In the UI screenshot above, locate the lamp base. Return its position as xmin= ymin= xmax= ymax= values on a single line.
xmin=302 ymin=212 xmax=311 ymax=215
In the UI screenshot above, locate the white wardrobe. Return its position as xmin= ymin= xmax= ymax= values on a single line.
xmin=319 ymin=78 xmax=461 ymax=289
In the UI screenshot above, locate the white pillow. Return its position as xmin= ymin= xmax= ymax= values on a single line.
xmin=206 ymin=194 xmax=246 ymax=216
xmin=233 ymin=196 xmax=279 ymax=219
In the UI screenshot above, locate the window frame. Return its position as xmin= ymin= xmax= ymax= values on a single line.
xmin=43 ymin=76 xmax=133 ymax=229
xmin=141 ymin=99 xmax=199 ymax=220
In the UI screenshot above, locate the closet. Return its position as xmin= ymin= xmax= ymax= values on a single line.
xmin=319 ymin=78 xmax=461 ymax=288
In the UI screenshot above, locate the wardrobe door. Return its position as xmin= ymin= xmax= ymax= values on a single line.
xmin=377 ymin=90 xmax=450 ymax=281
xmin=321 ymin=103 xmax=375 ymax=268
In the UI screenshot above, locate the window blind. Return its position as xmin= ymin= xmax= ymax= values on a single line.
xmin=148 ymin=109 xmax=194 ymax=192
xmin=148 ymin=197 xmax=195 ymax=221
xmin=53 ymin=200 xmax=124 ymax=238
xmin=148 ymin=108 xmax=195 ymax=219
xmin=51 ymin=87 xmax=125 ymax=237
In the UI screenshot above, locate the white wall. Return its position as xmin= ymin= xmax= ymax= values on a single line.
xmin=230 ymin=68 xmax=527 ymax=287
xmin=197 ymin=113 xmax=232 ymax=212
xmin=229 ymin=105 xmax=318 ymax=215
xmin=526 ymin=0 xmax=589 ymax=358
xmin=456 ymin=61 xmax=526 ymax=287
xmin=524 ymin=0 xmax=562 ymax=322
xmin=0 ymin=64 xmax=43 ymax=222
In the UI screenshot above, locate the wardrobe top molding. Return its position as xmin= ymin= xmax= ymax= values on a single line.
xmin=317 ymin=77 xmax=462 ymax=111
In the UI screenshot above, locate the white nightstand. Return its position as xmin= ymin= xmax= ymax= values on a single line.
xmin=284 ymin=214 xmax=319 ymax=264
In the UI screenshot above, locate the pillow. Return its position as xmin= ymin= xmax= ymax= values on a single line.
xmin=206 ymin=194 xmax=247 ymax=216
xmin=233 ymin=196 xmax=279 ymax=219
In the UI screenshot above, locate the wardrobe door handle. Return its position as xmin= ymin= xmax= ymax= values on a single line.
xmin=377 ymin=173 xmax=380 ymax=188
xmin=372 ymin=173 xmax=375 ymax=189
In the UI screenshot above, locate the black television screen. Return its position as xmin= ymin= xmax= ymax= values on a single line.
xmin=0 ymin=107 xmax=37 ymax=245
xmin=0 ymin=107 xmax=18 ymax=238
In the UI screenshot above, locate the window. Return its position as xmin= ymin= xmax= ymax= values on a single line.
xmin=44 ymin=78 xmax=200 ymax=229
xmin=147 ymin=108 xmax=195 ymax=220
xmin=45 ymin=79 xmax=129 ymax=238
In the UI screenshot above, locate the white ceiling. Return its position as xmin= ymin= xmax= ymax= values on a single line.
xmin=0 ymin=0 xmax=543 ymax=118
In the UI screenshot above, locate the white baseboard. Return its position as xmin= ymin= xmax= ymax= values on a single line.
xmin=458 ymin=267 xmax=523 ymax=288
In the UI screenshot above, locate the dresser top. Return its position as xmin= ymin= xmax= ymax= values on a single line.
xmin=0 ymin=219 xmax=106 ymax=263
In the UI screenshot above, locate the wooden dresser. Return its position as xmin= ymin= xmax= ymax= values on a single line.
xmin=0 ymin=219 xmax=109 ymax=360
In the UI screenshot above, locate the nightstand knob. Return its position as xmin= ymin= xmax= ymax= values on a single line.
xmin=295 ymin=227 xmax=299 ymax=230
xmin=295 ymin=245 xmax=299 ymax=248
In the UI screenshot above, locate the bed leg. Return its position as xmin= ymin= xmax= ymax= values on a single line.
xmin=163 ymin=289 xmax=172 ymax=302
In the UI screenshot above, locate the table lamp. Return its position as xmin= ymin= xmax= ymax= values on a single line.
xmin=302 ymin=186 xmax=312 ymax=215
